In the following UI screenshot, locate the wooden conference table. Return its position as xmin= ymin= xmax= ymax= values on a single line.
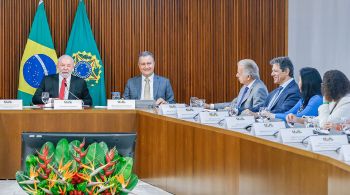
xmin=0 ymin=109 xmax=350 ymax=195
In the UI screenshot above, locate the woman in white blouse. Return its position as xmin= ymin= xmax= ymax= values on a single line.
xmin=318 ymin=70 xmax=350 ymax=129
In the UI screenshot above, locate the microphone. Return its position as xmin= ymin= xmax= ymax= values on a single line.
xmin=64 ymin=82 xmax=84 ymax=106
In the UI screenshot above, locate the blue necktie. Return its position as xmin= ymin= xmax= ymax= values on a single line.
xmin=236 ymin=87 xmax=249 ymax=108
xmin=267 ymin=86 xmax=283 ymax=109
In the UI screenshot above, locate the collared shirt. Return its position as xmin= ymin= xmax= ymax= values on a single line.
xmin=141 ymin=73 xmax=154 ymax=100
xmin=279 ymin=78 xmax=294 ymax=95
xmin=267 ymin=78 xmax=294 ymax=109
xmin=246 ymin=79 xmax=256 ymax=89
xmin=59 ymin=74 xmax=71 ymax=100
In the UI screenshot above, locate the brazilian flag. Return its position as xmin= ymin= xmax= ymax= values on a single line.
xmin=17 ymin=0 xmax=57 ymax=106
xmin=66 ymin=0 xmax=107 ymax=106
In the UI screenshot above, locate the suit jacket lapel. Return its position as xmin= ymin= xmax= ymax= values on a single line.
xmin=68 ymin=76 xmax=75 ymax=99
xmin=136 ymin=76 xmax=142 ymax=99
xmin=153 ymin=74 xmax=159 ymax=99
xmin=52 ymin=74 xmax=59 ymax=98
xmin=270 ymin=80 xmax=294 ymax=109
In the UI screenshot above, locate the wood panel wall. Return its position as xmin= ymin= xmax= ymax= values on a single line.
xmin=0 ymin=0 xmax=288 ymax=103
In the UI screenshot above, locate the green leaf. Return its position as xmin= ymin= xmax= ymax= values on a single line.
xmin=69 ymin=140 xmax=81 ymax=171
xmin=99 ymin=141 xmax=108 ymax=155
xmin=15 ymin=171 xmax=30 ymax=191
xmin=84 ymin=142 xmax=105 ymax=168
xmin=38 ymin=180 xmax=48 ymax=188
xmin=125 ymin=174 xmax=138 ymax=190
xmin=77 ymin=181 xmax=87 ymax=191
xmin=66 ymin=183 xmax=74 ymax=191
xmin=115 ymin=157 xmax=133 ymax=181
xmin=54 ymin=139 xmax=70 ymax=165
xmin=119 ymin=174 xmax=139 ymax=195
xmin=25 ymin=154 xmax=38 ymax=173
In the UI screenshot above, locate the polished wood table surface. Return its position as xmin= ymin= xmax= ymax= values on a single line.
xmin=1 ymin=109 xmax=350 ymax=195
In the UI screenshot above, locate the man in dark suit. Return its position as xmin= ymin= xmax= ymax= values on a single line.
xmin=242 ymin=56 xmax=300 ymax=115
xmin=205 ymin=59 xmax=268 ymax=114
xmin=123 ymin=51 xmax=175 ymax=104
xmin=32 ymin=55 xmax=92 ymax=106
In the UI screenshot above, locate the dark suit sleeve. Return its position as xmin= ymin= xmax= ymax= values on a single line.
xmin=81 ymin=80 xmax=93 ymax=106
xmin=32 ymin=78 xmax=46 ymax=104
xmin=271 ymin=91 xmax=301 ymax=113
xmin=165 ymin=79 xmax=175 ymax=104
xmin=123 ymin=79 xmax=131 ymax=99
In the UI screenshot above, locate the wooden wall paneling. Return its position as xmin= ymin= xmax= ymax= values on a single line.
xmin=0 ymin=0 xmax=288 ymax=102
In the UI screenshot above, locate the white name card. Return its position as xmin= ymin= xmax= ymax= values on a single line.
xmin=199 ymin=111 xmax=229 ymax=124
xmin=278 ymin=128 xmax=315 ymax=143
xmin=0 ymin=99 xmax=23 ymax=110
xmin=225 ymin=116 xmax=255 ymax=129
xmin=251 ymin=121 xmax=285 ymax=136
xmin=107 ymin=99 xmax=135 ymax=110
xmin=54 ymin=100 xmax=82 ymax=110
xmin=159 ymin=104 xmax=186 ymax=115
xmin=308 ymin=135 xmax=348 ymax=152
xmin=338 ymin=145 xmax=350 ymax=162
xmin=177 ymin=107 xmax=204 ymax=119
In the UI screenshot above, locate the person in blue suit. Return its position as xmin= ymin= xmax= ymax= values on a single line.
xmin=242 ymin=56 xmax=301 ymax=115
xmin=265 ymin=67 xmax=323 ymax=122
xmin=123 ymin=51 xmax=175 ymax=105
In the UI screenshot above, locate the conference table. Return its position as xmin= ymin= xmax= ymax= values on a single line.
xmin=1 ymin=108 xmax=350 ymax=195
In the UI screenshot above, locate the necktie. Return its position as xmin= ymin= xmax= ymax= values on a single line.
xmin=144 ymin=77 xmax=151 ymax=100
xmin=236 ymin=87 xmax=249 ymax=108
xmin=267 ymin=86 xmax=283 ymax=109
xmin=59 ymin=78 xmax=66 ymax=100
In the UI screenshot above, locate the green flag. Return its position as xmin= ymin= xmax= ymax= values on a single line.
xmin=17 ymin=0 xmax=58 ymax=105
xmin=66 ymin=0 xmax=107 ymax=106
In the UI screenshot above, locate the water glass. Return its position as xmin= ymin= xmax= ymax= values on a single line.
xmin=228 ymin=104 xmax=239 ymax=117
xmin=190 ymin=97 xmax=198 ymax=107
xmin=304 ymin=116 xmax=319 ymax=128
xmin=190 ymin=97 xmax=205 ymax=107
xmin=41 ymin=92 xmax=49 ymax=104
xmin=258 ymin=107 xmax=270 ymax=122
xmin=111 ymin=92 xmax=121 ymax=100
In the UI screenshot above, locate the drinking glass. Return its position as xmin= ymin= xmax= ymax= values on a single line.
xmin=228 ymin=104 xmax=239 ymax=117
xmin=190 ymin=97 xmax=198 ymax=107
xmin=111 ymin=92 xmax=121 ymax=100
xmin=258 ymin=107 xmax=270 ymax=122
xmin=41 ymin=92 xmax=49 ymax=104
xmin=304 ymin=116 xmax=319 ymax=128
xmin=197 ymin=99 xmax=205 ymax=108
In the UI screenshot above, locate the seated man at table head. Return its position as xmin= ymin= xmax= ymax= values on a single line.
xmin=123 ymin=51 xmax=175 ymax=105
xmin=32 ymin=54 xmax=92 ymax=106
xmin=317 ymin=70 xmax=350 ymax=129
xmin=204 ymin=59 xmax=268 ymax=113
xmin=243 ymin=56 xmax=301 ymax=115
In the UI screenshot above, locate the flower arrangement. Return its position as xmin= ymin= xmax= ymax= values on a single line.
xmin=16 ymin=138 xmax=138 ymax=195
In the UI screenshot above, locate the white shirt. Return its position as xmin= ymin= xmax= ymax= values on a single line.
xmin=59 ymin=74 xmax=71 ymax=100
xmin=140 ymin=74 xmax=154 ymax=100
